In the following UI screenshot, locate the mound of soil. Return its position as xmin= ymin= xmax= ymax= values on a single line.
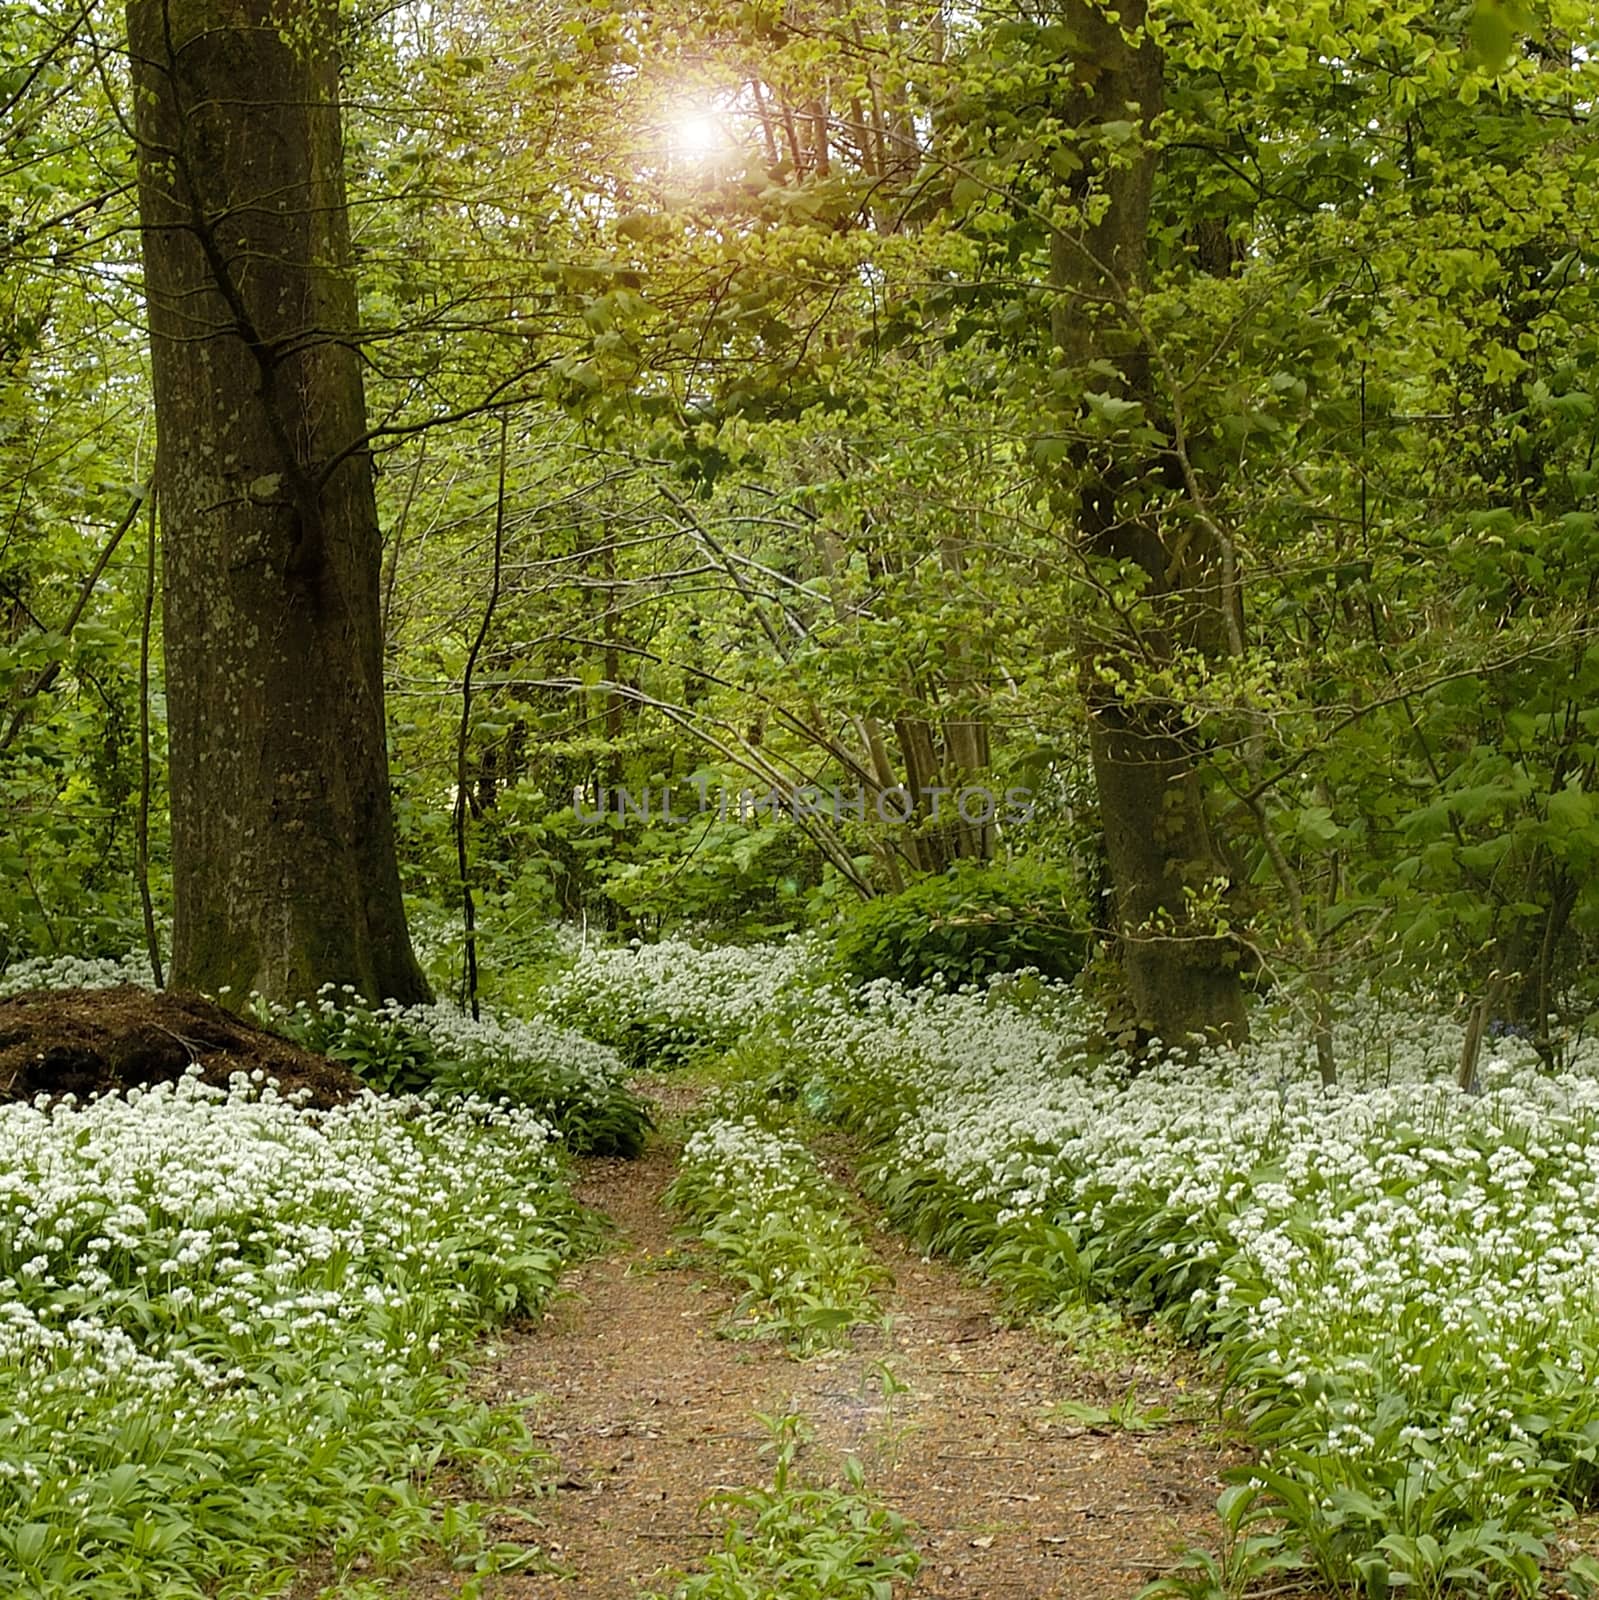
xmin=0 ymin=986 xmax=364 ymax=1110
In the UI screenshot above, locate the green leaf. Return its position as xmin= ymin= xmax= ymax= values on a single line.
xmin=13 ymin=1523 xmax=49 ymax=1563
xmin=1547 ymin=787 xmax=1594 ymax=834
xmin=950 ymin=175 xmax=985 ymax=213
xmin=1296 ymin=805 xmax=1339 ymax=846
xmin=1083 ymin=391 xmax=1144 ymax=427
xmin=1469 ymin=1 xmax=1515 ymax=69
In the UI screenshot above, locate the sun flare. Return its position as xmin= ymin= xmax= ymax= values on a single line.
xmin=667 ymin=105 xmax=728 ymax=162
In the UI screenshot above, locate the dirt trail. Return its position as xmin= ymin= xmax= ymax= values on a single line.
xmin=403 ymin=1125 xmax=1242 ymax=1600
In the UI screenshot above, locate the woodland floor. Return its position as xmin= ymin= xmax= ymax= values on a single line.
xmin=385 ymin=1078 xmax=1284 ymax=1600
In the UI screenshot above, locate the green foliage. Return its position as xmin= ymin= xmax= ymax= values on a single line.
xmin=536 ymin=938 xmax=815 ymax=1072
xmin=268 ymin=990 xmax=653 ymax=1157
xmin=8 ymin=1 xmax=1599 ymax=1581
xmin=272 ymin=993 xmax=438 ymax=1095
xmin=0 ymin=1077 xmax=587 ymax=1598
xmin=665 ymin=1115 xmax=887 ymax=1350
xmin=831 ymin=860 xmax=1088 ymax=991
xmin=592 ymin=811 xmax=824 ymax=939
xmin=0 ymin=528 xmax=167 ymax=969
xmin=645 ymin=1413 xmax=920 ymax=1600
xmin=0 ymin=7 xmax=159 ymax=972
xmin=1048 ymin=1384 xmax=1173 ymax=1434
xmin=1136 ymin=1484 xmax=1308 ymax=1600
xmin=800 ymin=1001 xmax=1599 ymax=1594
xmin=3 ymin=0 xmax=1597 ymax=1038
xmin=427 ymin=1051 xmax=651 ymax=1158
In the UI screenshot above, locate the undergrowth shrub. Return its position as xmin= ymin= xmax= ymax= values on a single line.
xmin=829 ymin=859 xmax=1088 ymax=991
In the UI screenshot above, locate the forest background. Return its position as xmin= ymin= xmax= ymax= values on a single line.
xmin=3 ymin=0 xmax=1596 ymax=1064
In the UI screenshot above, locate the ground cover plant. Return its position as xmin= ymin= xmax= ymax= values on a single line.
xmin=0 ymin=955 xmax=158 ymax=1000
xmin=818 ymin=995 xmax=1599 ymax=1594
xmin=666 ymin=1114 xmax=887 ymax=1350
xmin=643 ymin=1412 xmax=920 ymax=1600
xmin=0 ymin=1067 xmax=588 ymax=1598
xmin=537 ymin=937 xmax=1599 ymax=1595
xmin=538 ymin=939 xmax=817 ymax=1071
xmin=268 ymin=989 xmax=653 ymax=1156
xmin=0 ymin=954 xmax=652 ymax=1157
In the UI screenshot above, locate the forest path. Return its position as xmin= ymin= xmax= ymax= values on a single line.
xmin=398 ymin=1094 xmax=1240 ymax=1600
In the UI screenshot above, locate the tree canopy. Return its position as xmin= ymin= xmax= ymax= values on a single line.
xmin=0 ymin=0 xmax=1595 ymax=1050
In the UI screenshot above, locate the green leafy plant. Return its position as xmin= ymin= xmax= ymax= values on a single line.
xmin=1048 ymin=1383 xmax=1172 ymax=1435
xmin=537 ymin=938 xmax=817 ymax=1072
xmin=865 ymin=1361 xmax=917 ymax=1470
xmin=830 ymin=859 xmax=1088 ymax=991
xmin=665 ymin=1117 xmax=888 ymax=1351
xmin=645 ymin=1413 xmax=920 ymax=1600
xmin=268 ymin=989 xmax=653 ymax=1157
xmin=1136 ymin=1484 xmax=1307 ymax=1600
xmin=0 ymin=1073 xmax=590 ymax=1598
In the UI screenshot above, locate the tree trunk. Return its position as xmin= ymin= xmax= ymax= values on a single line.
xmin=1049 ymin=0 xmax=1247 ymax=1045
xmin=127 ymin=0 xmax=430 ymax=1006
xmin=1089 ymin=695 xmax=1247 ymax=1044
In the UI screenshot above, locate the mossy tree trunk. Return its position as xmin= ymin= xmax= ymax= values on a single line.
xmin=126 ymin=0 xmax=430 ymax=1006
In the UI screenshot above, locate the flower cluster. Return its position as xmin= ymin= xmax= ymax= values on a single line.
xmin=0 ymin=952 xmax=153 ymax=998
xmin=541 ymin=936 xmax=819 ymax=1067
xmin=0 ymin=1071 xmax=584 ymax=1595
xmin=668 ymin=1116 xmax=885 ymax=1350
